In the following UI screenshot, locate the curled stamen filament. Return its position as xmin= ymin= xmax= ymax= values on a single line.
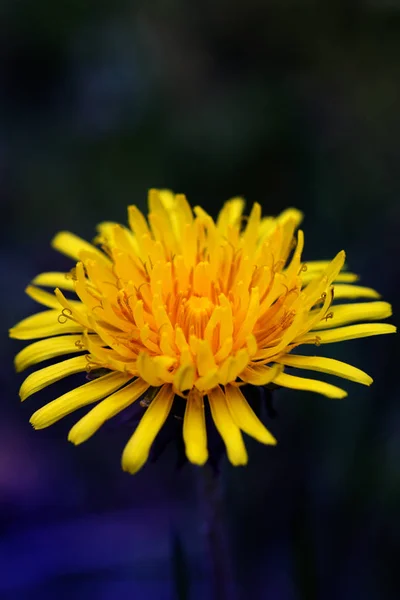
xmin=85 ymin=354 xmax=103 ymax=373
xmin=58 ymin=308 xmax=73 ymax=324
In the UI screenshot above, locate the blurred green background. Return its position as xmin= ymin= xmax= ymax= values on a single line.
xmin=1 ymin=1 xmax=399 ymax=599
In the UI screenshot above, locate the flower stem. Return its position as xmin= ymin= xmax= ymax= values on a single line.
xmin=199 ymin=466 xmax=237 ymax=600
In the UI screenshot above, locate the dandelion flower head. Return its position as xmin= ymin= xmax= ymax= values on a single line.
xmin=10 ymin=190 xmax=395 ymax=473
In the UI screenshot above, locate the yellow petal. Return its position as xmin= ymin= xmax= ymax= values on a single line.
xmin=68 ymin=378 xmax=149 ymax=444
xmin=30 ymin=371 xmax=130 ymax=429
xmin=14 ymin=334 xmax=90 ymax=372
xmin=95 ymin=221 xmax=120 ymax=245
xmin=173 ymin=363 xmax=195 ymax=393
xmin=122 ymin=384 xmax=174 ymax=474
xmin=246 ymin=334 xmax=258 ymax=357
xmin=52 ymin=231 xmax=109 ymax=264
xmin=240 ymin=363 xmax=283 ymax=386
xmin=216 ymin=197 xmax=245 ymax=234
xmin=196 ymin=340 xmax=217 ymax=376
xmin=277 ymin=354 xmax=372 ymax=386
xmin=242 ymin=203 xmax=261 ymax=254
xmin=304 ymin=260 xmax=332 ymax=271
xmin=148 ymin=190 xmax=179 ymax=252
xmin=207 ymin=386 xmax=248 ymax=466
xmin=19 ymin=355 xmax=89 ymax=401
xmin=218 ymin=349 xmax=249 ymax=385
xmin=276 ymin=207 xmax=303 ymax=229
xmin=174 ymin=193 xmax=194 ymax=226
xmin=9 ymin=310 xmax=82 ymax=340
xmin=54 ymin=288 xmax=91 ymax=329
xmin=234 ymin=287 xmax=260 ymax=348
xmin=285 ymin=229 xmax=304 ymax=281
xmin=158 ymin=191 xmax=193 ymax=240
xmin=25 ymin=285 xmax=76 ymax=310
xmin=332 ymin=284 xmax=380 ymax=300
xmin=32 ymin=272 xmax=75 ymax=292
xmin=273 ymin=371 xmax=347 ymax=399
xmin=183 ymin=388 xmax=208 ymax=465
xmin=312 ymin=301 xmax=392 ymax=330
xmin=299 ymin=323 xmax=396 ymax=345
xmin=194 ymin=369 xmax=220 ymax=392
xmin=225 ymin=384 xmax=276 ymax=445
xmin=136 ymin=352 xmax=164 ymax=387
xmin=333 ymin=272 xmax=359 ymax=283
xmin=301 ymin=271 xmax=359 ymax=285
xmin=305 ymin=260 xmax=350 ymax=273
xmin=128 ymin=204 xmax=151 ymax=239
xmin=153 ymin=355 xmax=176 ymax=383
xmin=302 ymin=251 xmax=346 ymax=309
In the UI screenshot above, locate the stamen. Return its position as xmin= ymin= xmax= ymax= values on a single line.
xmin=65 ymin=267 xmax=78 ymax=281
xmin=91 ymin=305 xmax=104 ymax=316
xmin=273 ymin=259 xmax=285 ymax=274
xmin=111 ymin=265 xmax=124 ymax=290
xmin=141 ymin=260 xmax=149 ymax=277
xmin=58 ymin=308 xmax=73 ymax=324
xmin=85 ymin=354 xmax=102 ymax=374
xmin=117 ymin=292 xmax=135 ymax=323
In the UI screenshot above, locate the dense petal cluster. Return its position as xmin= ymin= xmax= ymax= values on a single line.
xmin=10 ymin=190 xmax=395 ymax=473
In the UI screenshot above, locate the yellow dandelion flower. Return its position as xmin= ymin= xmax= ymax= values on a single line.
xmin=10 ymin=190 xmax=396 ymax=473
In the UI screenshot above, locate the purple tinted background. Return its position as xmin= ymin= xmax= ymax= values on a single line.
xmin=1 ymin=2 xmax=400 ymax=599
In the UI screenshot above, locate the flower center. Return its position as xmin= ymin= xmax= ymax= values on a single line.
xmin=186 ymin=295 xmax=213 ymax=314
xmin=182 ymin=295 xmax=214 ymax=338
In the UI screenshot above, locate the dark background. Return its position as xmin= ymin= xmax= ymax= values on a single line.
xmin=1 ymin=1 xmax=399 ymax=599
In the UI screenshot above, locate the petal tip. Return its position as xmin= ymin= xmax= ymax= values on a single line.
xmin=233 ymin=457 xmax=248 ymax=467
xmin=228 ymin=448 xmax=249 ymax=466
xmin=14 ymin=353 xmax=24 ymax=373
xmin=19 ymin=386 xmax=28 ymax=402
xmin=187 ymin=451 xmax=208 ymax=466
xmin=68 ymin=429 xmax=82 ymax=446
xmin=121 ymin=458 xmax=142 ymax=476
xmin=260 ymin=432 xmax=278 ymax=446
xmin=50 ymin=231 xmax=67 ymax=251
xmin=29 ymin=414 xmax=40 ymax=429
xmin=121 ymin=449 xmax=146 ymax=475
